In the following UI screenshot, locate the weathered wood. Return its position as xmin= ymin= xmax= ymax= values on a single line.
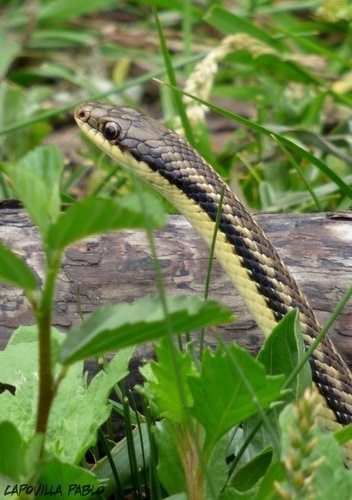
xmin=0 ymin=209 xmax=352 ymax=365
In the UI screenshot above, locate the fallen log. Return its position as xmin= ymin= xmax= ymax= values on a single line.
xmin=0 ymin=208 xmax=352 ymax=366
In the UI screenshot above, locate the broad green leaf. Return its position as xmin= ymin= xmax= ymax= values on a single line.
xmin=60 ymin=295 xmax=232 ymax=365
xmin=48 ymin=346 xmax=134 ymax=464
xmin=47 ymin=192 xmax=167 ymax=250
xmin=139 ymin=339 xmax=197 ymax=423
xmin=0 ymin=241 xmax=37 ymax=290
xmin=2 ymin=146 xmax=64 ymax=235
xmin=0 ymin=422 xmax=26 ymax=484
xmin=0 ymin=325 xmax=134 ymax=464
xmin=188 ymin=344 xmax=285 ymax=451
xmin=19 ymin=146 xmax=63 ymax=192
xmin=0 ymin=423 xmax=102 ymax=500
xmin=36 ymin=456 xmax=103 ymax=499
xmin=230 ymin=447 xmax=272 ymax=492
xmin=257 ymin=309 xmax=311 ymax=400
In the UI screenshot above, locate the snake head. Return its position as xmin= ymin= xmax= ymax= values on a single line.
xmin=74 ymin=102 xmax=171 ymax=156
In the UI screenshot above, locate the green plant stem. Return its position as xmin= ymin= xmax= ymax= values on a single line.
xmin=35 ymin=251 xmax=61 ymax=440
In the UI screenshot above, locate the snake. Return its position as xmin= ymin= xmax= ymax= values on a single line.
xmin=74 ymin=101 xmax=352 ymax=465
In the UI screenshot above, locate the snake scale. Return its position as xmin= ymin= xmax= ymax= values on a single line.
xmin=74 ymin=102 xmax=352 ymax=466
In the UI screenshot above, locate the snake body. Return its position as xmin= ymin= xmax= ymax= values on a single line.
xmin=74 ymin=102 xmax=352 ymax=464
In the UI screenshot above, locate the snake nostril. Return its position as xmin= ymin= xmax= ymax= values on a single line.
xmin=76 ymin=107 xmax=89 ymax=121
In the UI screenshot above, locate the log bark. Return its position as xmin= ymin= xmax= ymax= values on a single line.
xmin=1 ymin=208 xmax=352 ymax=366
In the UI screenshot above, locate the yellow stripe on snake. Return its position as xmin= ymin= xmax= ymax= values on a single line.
xmin=74 ymin=102 xmax=352 ymax=466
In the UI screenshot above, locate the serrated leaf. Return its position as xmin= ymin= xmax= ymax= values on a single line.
xmin=0 ymin=241 xmax=37 ymax=290
xmin=2 ymin=146 xmax=63 ymax=235
xmin=139 ymin=339 xmax=197 ymax=423
xmin=46 ymin=192 xmax=167 ymax=249
xmin=257 ymin=309 xmax=311 ymax=400
xmin=60 ymin=295 xmax=232 ymax=364
xmin=188 ymin=344 xmax=285 ymax=451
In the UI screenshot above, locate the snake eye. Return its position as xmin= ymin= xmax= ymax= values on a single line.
xmin=103 ymin=122 xmax=120 ymax=141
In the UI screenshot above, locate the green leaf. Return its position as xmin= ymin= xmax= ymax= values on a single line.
xmin=188 ymin=344 xmax=285 ymax=451
xmin=0 ymin=27 xmax=21 ymax=78
xmin=48 ymin=347 xmax=134 ymax=464
xmin=256 ymin=460 xmax=285 ymax=500
xmin=334 ymin=423 xmax=352 ymax=446
xmin=220 ymin=487 xmax=257 ymax=499
xmin=47 ymin=192 xmax=167 ymax=250
xmin=0 ymin=422 xmax=27 ymax=484
xmin=236 ymin=311 xmax=309 ymax=461
xmin=0 ymin=241 xmax=37 ymax=290
xmin=1 ymin=146 xmax=64 ymax=235
xmin=154 ymin=419 xmax=186 ymax=495
xmin=230 ymin=447 xmax=272 ymax=492
xmin=0 ymin=325 xmax=134 ymax=464
xmin=257 ymin=309 xmax=311 ymax=400
xmin=139 ymin=340 xmax=197 ymax=423
xmin=0 ymin=425 xmax=103 ymax=500
xmin=60 ymin=295 xmax=232 ymax=364
xmin=0 ymin=83 xmax=50 ymax=161
xmin=36 ymin=456 xmax=103 ymax=499
xmin=240 ymin=311 xmax=309 ymax=470
xmin=38 ymin=0 xmax=121 ymax=23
